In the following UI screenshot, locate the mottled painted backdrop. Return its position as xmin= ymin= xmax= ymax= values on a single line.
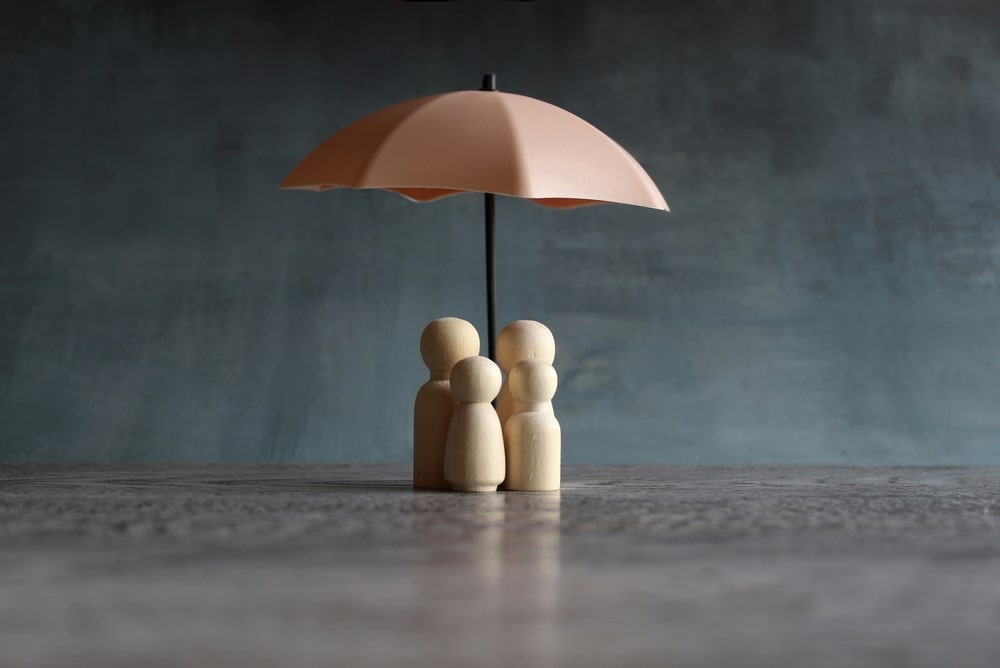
xmin=2 ymin=1 xmax=999 ymax=463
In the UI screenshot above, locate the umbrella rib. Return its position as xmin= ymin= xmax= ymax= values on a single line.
xmin=491 ymin=94 xmax=532 ymax=198
xmin=602 ymin=136 xmax=670 ymax=212
xmin=356 ymin=92 xmax=528 ymax=199
xmin=350 ymin=95 xmax=444 ymax=189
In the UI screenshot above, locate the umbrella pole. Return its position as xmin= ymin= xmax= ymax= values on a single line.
xmin=485 ymin=192 xmax=497 ymax=362
xmin=479 ymin=72 xmax=499 ymax=363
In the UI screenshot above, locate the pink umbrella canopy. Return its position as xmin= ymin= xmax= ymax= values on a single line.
xmin=281 ymin=74 xmax=669 ymax=358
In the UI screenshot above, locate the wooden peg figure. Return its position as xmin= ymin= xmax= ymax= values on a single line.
xmin=496 ymin=320 xmax=556 ymax=430
xmin=504 ymin=359 xmax=561 ymax=491
xmin=413 ymin=318 xmax=480 ymax=489
xmin=443 ymin=356 xmax=505 ymax=493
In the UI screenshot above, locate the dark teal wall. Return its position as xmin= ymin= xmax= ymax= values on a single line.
xmin=3 ymin=1 xmax=1000 ymax=463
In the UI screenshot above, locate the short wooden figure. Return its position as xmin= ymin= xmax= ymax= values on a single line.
xmin=413 ymin=317 xmax=480 ymax=489
xmin=443 ymin=356 xmax=505 ymax=493
xmin=496 ymin=320 xmax=556 ymax=430
xmin=504 ymin=359 xmax=561 ymax=491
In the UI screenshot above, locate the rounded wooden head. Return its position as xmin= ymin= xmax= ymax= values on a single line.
xmin=496 ymin=320 xmax=555 ymax=373
xmin=450 ymin=356 xmax=502 ymax=403
xmin=420 ymin=318 xmax=480 ymax=376
xmin=509 ymin=359 xmax=558 ymax=403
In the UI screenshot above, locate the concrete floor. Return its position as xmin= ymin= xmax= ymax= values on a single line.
xmin=2 ymin=465 xmax=1000 ymax=667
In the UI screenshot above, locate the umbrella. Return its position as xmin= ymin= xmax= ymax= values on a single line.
xmin=281 ymin=73 xmax=668 ymax=360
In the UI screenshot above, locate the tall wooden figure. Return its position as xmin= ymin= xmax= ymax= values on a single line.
xmin=413 ymin=318 xmax=480 ymax=489
xmin=496 ymin=320 xmax=556 ymax=430
xmin=444 ymin=356 xmax=505 ymax=493
xmin=504 ymin=359 xmax=561 ymax=491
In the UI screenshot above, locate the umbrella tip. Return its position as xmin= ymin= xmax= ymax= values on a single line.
xmin=480 ymin=72 xmax=497 ymax=91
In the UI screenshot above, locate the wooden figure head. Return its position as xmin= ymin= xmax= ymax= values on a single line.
xmin=420 ymin=318 xmax=480 ymax=380
xmin=509 ymin=359 xmax=558 ymax=404
xmin=450 ymin=356 xmax=502 ymax=403
xmin=496 ymin=320 xmax=555 ymax=373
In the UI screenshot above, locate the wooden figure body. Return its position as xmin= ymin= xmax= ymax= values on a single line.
xmin=444 ymin=356 xmax=505 ymax=493
xmin=496 ymin=320 xmax=556 ymax=430
xmin=504 ymin=359 xmax=560 ymax=491
xmin=413 ymin=318 xmax=480 ymax=489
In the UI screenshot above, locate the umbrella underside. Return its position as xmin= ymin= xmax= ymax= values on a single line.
xmin=285 ymin=184 xmax=612 ymax=209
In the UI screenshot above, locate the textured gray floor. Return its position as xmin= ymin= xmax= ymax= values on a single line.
xmin=2 ymin=465 xmax=1000 ymax=667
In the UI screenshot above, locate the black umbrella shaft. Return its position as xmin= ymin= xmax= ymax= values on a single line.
xmin=485 ymin=192 xmax=496 ymax=362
